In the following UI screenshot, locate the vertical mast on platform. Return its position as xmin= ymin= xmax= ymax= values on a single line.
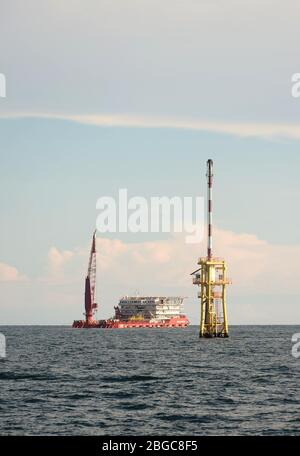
xmin=207 ymin=159 xmax=213 ymax=259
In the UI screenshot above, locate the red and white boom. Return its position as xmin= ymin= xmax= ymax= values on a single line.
xmin=85 ymin=230 xmax=97 ymax=324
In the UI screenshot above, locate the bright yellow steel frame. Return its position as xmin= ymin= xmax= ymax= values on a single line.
xmin=193 ymin=257 xmax=230 ymax=338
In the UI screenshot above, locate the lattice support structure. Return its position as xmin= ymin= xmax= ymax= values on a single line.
xmin=193 ymin=257 xmax=230 ymax=338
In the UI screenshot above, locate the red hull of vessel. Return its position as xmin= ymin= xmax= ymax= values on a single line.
xmin=72 ymin=316 xmax=189 ymax=329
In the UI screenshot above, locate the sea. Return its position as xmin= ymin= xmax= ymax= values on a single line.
xmin=0 ymin=325 xmax=299 ymax=436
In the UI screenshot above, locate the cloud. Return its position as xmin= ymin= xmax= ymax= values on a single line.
xmin=213 ymin=229 xmax=300 ymax=295
xmin=46 ymin=247 xmax=75 ymax=280
xmin=2 ymin=228 xmax=299 ymax=323
xmin=45 ymin=228 xmax=300 ymax=296
xmin=0 ymin=262 xmax=26 ymax=282
xmin=1 ymin=113 xmax=300 ymax=140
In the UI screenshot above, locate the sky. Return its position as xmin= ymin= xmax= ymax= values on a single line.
xmin=0 ymin=1 xmax=299 ymax=324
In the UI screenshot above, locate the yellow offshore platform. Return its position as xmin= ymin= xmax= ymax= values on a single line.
xmin=192 ymin=160 xmax=231 ymax=338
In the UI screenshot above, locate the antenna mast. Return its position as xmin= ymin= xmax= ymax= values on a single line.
xmin=207 ymin=159 xmax=213 ymax=259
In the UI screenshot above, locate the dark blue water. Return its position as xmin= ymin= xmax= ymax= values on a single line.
xmin=0 ymin=326 xmax=299 ymax=435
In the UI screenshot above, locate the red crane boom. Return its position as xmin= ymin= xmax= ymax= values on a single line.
xmin=85 ymin=230 xmax=97 ymax=325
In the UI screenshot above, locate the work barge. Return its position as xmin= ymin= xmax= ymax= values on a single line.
xmin=72 ymin=232 xmax=189 ymax=329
